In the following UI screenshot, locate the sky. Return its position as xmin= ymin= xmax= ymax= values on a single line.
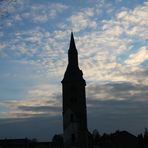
xmin=0 ymin=0 xmax=148 ymax=141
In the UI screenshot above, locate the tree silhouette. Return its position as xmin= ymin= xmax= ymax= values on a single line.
xmin=52 ymin=134 xmax=63 ymax=144
xmin=92 ymin=129 xmax=101 ymax=146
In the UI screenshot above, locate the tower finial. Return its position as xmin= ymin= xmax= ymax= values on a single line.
xmin=69 ymin=32 xmax=76 ymax=50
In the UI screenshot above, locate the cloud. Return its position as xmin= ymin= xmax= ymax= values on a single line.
xmin=27 ymin=84 xmax=61 ymax=101
xmin=33 ymin=15 xmax=48 ymax=23
xmin=86 ymin=81 xmax=148 ymax=134
xmin=18 ymin=105 xmax=60 ymax=113
xmin=116 ymin=2 xmax=148 ymax=40
xmin=73 ymin=2 xmax=148 ymax=85
xmin=0 ymin=0 xmax=148 ymax=123
xmin=0 ymin=83 xmax=62 ymax=119
xmin=48 ymin=3 xmax=68 ymax=17
xmin=121 ymin=69 xmax=148 ymax=85
xmin=0 ymin=43 xmax=7 ymax=57
xmin=0 ymin=0 xmax=28 ymax=27
xmin=0 ymin=97 xmax=61 ymax=119
xmin=1 ymin=0 xmax=148 ymax=140
xmin=30 ymin=2 xmax=68 ymax=23
xmin=68 ymin=8 xmax=97 ymax=32
xmin=0 ymin=81 xmax=148 ymax=138
xmin=117 ymin=2 xmax=148 ymax=26
xmin=86 ymin=82 xmax=148 ymax=102
xmin=0 ymin=1 xmax=68 ymax=28
xmin=125 ymin=46 xmax=148 ymax=65
xmin=1 ymin=1 xmax=147 ymax=86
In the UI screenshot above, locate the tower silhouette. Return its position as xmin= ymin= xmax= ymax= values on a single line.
xmin=61 ymin=33 xmax=88 ymax=148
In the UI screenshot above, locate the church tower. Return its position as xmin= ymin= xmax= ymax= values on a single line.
xmin=61 ymin=33 xmax=88 ymax=148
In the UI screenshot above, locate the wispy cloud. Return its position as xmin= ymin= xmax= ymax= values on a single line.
xmin=87 ymin=82 xmax=148 ymax=101
xmin=116 ymin=2 xmax=148 ymax=40
xmin=31 ymin=3 xmax=68 ymax=23
xmin=125 ymin=46 xmax=148 ymax=65
xmin=0 ymin=83 xmax=61 ymax=119
xmin=68 ymin=8 xmax=97 ymax=32
xmin=1 ymin=2 xmax=148 ymax=85
xmin=0 ymin=0 xmax=147 ymax=123
xmin=0 ymin=0 xmax=148 ymax=139
xmin=0 ymin=98 xmax=60 ymax=119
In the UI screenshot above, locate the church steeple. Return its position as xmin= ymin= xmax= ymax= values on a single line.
xmin=62 ymin=32 xmax=85 ymax=84
xmin=68 ymin=32 xmax=78 ymax=67
xmin=62 ymin=32 xmax=88 ymax=148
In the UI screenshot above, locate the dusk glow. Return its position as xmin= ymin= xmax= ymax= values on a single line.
xmin=0 ymin=0 xmax=148 ymax=140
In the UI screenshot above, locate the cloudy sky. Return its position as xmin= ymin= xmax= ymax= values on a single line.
xmin=0 ymin=0 xmax=148 ymax=141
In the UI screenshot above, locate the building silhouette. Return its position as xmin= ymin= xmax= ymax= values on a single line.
xmin=61 ymin=32 xmax=88 ymax=148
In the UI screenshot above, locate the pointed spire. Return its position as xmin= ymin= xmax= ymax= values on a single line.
xmin=68 ymin=32 xmax=78 ymax=66
xmin=69 ymin=32 xmax=76 ymax=50
xmin=61 ymin=32 xmax=86 ymax=84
